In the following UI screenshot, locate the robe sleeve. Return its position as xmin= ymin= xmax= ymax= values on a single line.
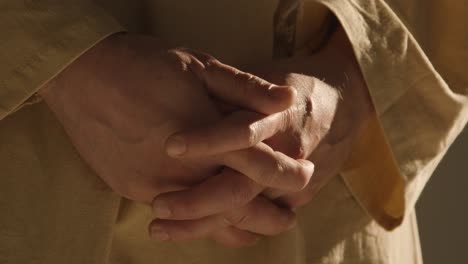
xmin=310 ymin=0 xmax=468 ymax=230
xmin=0 ymin=1 xmax=124 ymax=121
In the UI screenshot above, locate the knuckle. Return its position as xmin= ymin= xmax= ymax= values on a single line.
xmin=289 ymin=134 xmax=307 ymax=159
xmin=234 ymin=71 xmax=269 ymax=99
xmin=225 ymin=201 xmax=257 ymax=228
xmin=242 ymin=123 xmax=258 ymax=147
xmin=234 ymin=71 xmax=252 ymax=96
xmin=227 ymin=174 xmax=261 ymax=207
xmin=261 ymin=157 xmax=286 ymax=187
xmin=227 ymin=213 xmax=251 ymax=227
xmin=165 ymin=49 xmax=193 ymax=73
xmin=294 ymin=163 xmax=313 ymax=190
xmin=267 ymin=158 xmax=285 ymax=180
xmin=166 ymin=48 xmax=189 ymax=63
xmin=202 ymin=57 xmax=221 ymax=70
xmin=166 ymin=48 xmax=184 ymax=59
xmin=290 ymin=145 xmax=306 ymax=160
xmin=279 ymin=109 xmax=294 ymax=128
xmin=257 ymin=165 xmax=276 ymax=186
xmin=273 ymin=159 xmax=286 ymax=174
xmin=229 ymin=182 xmax=252 ymax=208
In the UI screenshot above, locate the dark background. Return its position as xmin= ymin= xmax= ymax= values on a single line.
xmin=417 ymin=128 xmax=468 ymax=263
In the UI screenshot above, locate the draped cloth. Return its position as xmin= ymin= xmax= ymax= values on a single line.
xmin=1 ymin=0 xmax=467 ymax=263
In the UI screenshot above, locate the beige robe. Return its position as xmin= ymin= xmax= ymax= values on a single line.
xmin=0 ymin=0 xmax=466 ymax=263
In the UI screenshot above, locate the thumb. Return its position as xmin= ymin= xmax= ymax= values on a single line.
xmin=187 ymin=50 xmax=296 ymax=115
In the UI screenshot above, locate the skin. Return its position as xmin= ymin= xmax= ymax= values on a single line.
xmin=39 ymin=33 xmax=315 ymax=247
xmin=149 ymin=28 xmax=375 ymax=246
xmin=40 ymin=25 xmax=373 ymax=248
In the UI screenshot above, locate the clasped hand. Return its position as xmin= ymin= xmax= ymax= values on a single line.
xmin=40 ymin=29 xmax=372 ymax=248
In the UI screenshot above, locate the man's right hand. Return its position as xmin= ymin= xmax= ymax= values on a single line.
xmin=38 ymin=33 xmax=312 ymax=207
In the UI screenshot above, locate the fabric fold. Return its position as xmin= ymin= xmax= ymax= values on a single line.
xmin=311 ymin=0 xmax=468 ymax=229
xmin=0 ymin=1 xmax=124 ymax=120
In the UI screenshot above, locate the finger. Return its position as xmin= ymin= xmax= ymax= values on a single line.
xmin=279 ymin=143 xmax=349 ymax=209
xmin=186 ymin=50 xmax=296 ymax=115
xmin=211 ymin=226 xmax=259 ymax=248
xmin=149 ymin=215 xmax=226 ymax=242
xmin=151 ymin=197 xmax=296 ymax=239
xmin=222 ymin=143 xmax=315 ymax=191
xmin=152 ymin=168 xmax=262 ymax=220
xmin=165 ymin=110 xmax=287 ymax=157
xmin=223 ymin=196 xmax=297 ymax=236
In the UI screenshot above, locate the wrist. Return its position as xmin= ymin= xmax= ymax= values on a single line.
xmin=311 ymin=28 xmax=374 ymax=146
xmin=38 ymin=33 xmax=120 ymax=98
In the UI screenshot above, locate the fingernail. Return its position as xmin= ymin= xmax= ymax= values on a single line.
xmin=269 ymin=85 xmax=292 ymax=100
xmin=166 ymin=136 xmax=186 ymax=157
xmin=151 ymin=226 xmax=170 ymax=241
xmin=153 ymin=199 xmax=172 ymax=218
